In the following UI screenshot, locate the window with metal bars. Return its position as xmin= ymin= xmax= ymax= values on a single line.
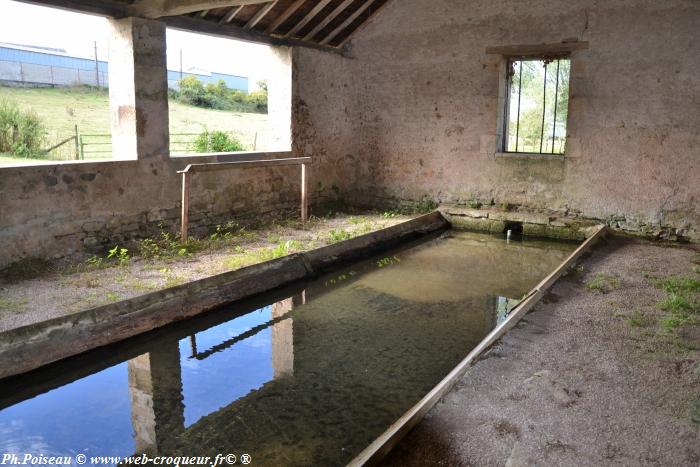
xmin=503 ymin=58 xmax=571 ymax=155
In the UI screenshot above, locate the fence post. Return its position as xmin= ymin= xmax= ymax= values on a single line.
xmin=73 ymin=125 xmax=80 ymax=160
xmin=253 ymin=132 xmax=258 ymax=151
xmin=79 ymin=133 xmax=84 ymax=160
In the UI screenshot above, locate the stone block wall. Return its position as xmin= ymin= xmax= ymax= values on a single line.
xmin=0 ymin=153 xmax=303 ymax=268
xmin=293 ymin=0 xmax=700 ymax=242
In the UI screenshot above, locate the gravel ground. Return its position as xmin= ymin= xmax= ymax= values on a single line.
xmin=0 ymin=212 xmax=411 ymax=333
xmin=383 ymin=234 xmax=700 ymax=466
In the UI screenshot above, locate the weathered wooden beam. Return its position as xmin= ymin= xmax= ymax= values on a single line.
xmin=13 ymin=0 xmax=128 ymax=18
xmin=219 ymin=4 xmax=245 ymax=23
xmin=284 ymin=0 xmax=332 ymax=38
xmin=320 ymin=0 xmax=375 ymax=45
xmin=128 ymin=0 xmax=270 ymax=19
xmin=163 ymin=14 xmax=345 ymax=55
xmin=303 ymin=0 xmax=354 ymax=41
xmin=265 ymin=0 xmax=305 ymax=34
xmin=485 ymin=41 xmax=589 ymax=57
xmin=244 ymin=0 xmax=278 ymax=30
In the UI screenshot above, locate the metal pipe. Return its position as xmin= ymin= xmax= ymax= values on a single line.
xmin=515 ymin=61 xmax=522 ymax=152
xmin=552 ymin=59 xmax=561 ymax=154
xmin=539 ymin=61 xmax=547 ymax=154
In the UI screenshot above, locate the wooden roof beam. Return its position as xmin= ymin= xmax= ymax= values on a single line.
xmin=128 ymin=0 xmax=270 ymax=19
xmin=303 ymin=0 xmax=354 ymax=41
xmin=163 ymin=14 xmax=347 ymax=56
xmin=265 ymin=0 xmax=305 ymax=34
xmin=320 ymin=0 xmax=375 ymax=45
xmin=219 ymin=5 xmax=245 ymax=23
xmin=284 ymin=0 xmax=332 ymax=38
xmin=244 ymin=1 xmax=278 ymax=30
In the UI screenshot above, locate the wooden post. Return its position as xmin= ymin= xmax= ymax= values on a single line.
xmin=181 ymin=172 xmax=190 ymax=243
xmin=301 ymin=163 xmax=308 ymax=222
xmin=78 ymin=133 xmax=84 ymax=160
xmin=73 ymin=125 xmax=80 ymax=160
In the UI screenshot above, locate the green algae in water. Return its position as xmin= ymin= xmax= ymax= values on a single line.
xmin=0 ymin=231 xmax=576 ymax=466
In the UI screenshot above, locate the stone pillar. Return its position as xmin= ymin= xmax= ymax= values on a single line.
xmin=271 ymin=297 xmax=294 ymax=378
xmin=267 ymin=46 xmax=293 ymax=152
xmin=108 ymin=17 xmax=169 ymax=161
xmin=128 ymin=341 xmax=185 ymax=455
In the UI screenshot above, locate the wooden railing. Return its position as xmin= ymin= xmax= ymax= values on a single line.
xmin=177 ymin=157 xmax=311 ymax=242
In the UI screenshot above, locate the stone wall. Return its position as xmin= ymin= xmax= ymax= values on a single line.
xmin=0 ymin=19 xmax=299 ymax=271
xmin=0 ymin=153 xmax=303 ymax=268
xmin=294 ymin=0 xmax=700 ymax=241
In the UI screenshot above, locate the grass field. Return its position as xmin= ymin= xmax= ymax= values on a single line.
xmin=0 ymin=86 xmax=270 ymax=163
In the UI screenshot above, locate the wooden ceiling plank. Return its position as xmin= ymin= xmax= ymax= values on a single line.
xmin=219 ymin=4 xmax=245 ymax=23
xmin=320 ymin=0 xmax=375 ymax=45
xmin=265 ymin=0 xmax=305 ymax=34
xmin=245 ymin=1 xmax=278 ymax=29
xmin=284 ymin=0 xmax=333 ymax=38
xmin=163 ymin=14 xmax=346 ymax=56
xmin=303 ymin=0 xmax=354 ymax=41
xmin=128 ymin=0 xmax=270 ymax=18
xmin=338 ymin=0 xmax=392 ymax=47
xmin=11 ymin=0 xmax=128 ymax=18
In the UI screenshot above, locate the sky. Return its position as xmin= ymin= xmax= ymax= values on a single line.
xmin=0 ymin=0 xmax=273 ymax=88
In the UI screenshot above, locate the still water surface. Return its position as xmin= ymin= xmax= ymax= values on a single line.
xmin=0 ymin=231 xmax=576 ymax=466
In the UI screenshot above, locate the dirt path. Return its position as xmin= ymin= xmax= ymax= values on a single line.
xmin=384 ymin=235 xmax=700 ymax=466
xmin=0 ymin=212 xmax=411 ymax=333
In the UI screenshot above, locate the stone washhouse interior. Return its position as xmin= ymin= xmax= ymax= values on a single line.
xmin=0 ymin=1 xmax=698 ymax=466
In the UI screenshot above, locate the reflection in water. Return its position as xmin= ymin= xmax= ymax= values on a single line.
xmin=0 ymin=231 xmax=577 ymax=466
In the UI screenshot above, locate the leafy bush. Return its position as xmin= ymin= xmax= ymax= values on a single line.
xmin=178 ymin=76 xmax=208 ymax=107
xmin=0 ymin=99 xmax=46 ymax=158
xmin=176 ymin=77 xmax=268 ymax=113
xmin=192 ymin=130 xmax=246 ymax=153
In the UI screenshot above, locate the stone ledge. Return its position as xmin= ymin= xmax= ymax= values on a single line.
xmin=0 ymin=212 xmax=449 ymax=380
xmin=439 ymin=204 xmax=597 ymax=241
xmin=440 ymin=203 xmax=698 ymax=243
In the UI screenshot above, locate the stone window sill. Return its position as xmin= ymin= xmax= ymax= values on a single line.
xmin=495 ymin=152 xmax=566 ymax=161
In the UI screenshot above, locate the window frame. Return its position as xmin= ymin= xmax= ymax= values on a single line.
xmin=498 ymin=54 xmax=572 ymax=156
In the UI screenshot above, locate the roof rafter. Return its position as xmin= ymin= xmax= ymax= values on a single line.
xmin=128 ymin=0 xmax=270 ymax=19
xmin=244 ymin=1 xmax=278 ymax=30
xmin=265 ymin=0 xmax=305 ymax=34
xmin=304 ymin=0 xmax=354 ymax=41
xmin=320 ymin=0 xmax=375 ymax=45
xmin=163 ymin=14 xmax=346 ymax=56
xmin=219 ymin=4 xmax=245 ymax=23
xmin=284 ymin=0 xmax=333 ymax=38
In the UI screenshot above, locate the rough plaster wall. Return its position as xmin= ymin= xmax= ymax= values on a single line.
xmin=293 ymin=48 xmax=359 ymax=208
xmin=0 ymin=155 xmax=301 ymax=268
xmin=298 ymin=0 xmax=700 ymax=238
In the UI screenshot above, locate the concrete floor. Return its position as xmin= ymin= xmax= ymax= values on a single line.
xmin=383 ymin=235 xmax=700 ymax=466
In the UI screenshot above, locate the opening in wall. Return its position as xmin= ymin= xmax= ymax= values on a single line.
xmin=0 ymin=1 xmax=112 ymax=165
xmin=503 ymin=58 xmax=570 ymax=155
xmin=166 ymin=30 xmax=292 ymax=156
